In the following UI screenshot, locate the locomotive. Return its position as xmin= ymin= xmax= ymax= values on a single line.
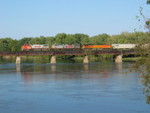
xmin=21 ymin=44 xmax=136 ymax=51
xmin=21 ymin=44 xmax=49 ymax=50
xmin=82 ymin=44 xmax=111 ymax=49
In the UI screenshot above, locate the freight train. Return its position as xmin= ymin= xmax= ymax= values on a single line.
xmin=21 ymin=44 xmax=136 ymax=51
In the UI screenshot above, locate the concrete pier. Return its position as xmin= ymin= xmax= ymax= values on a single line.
xmin=83 ymin=56 xmax=89 ymax=64
xmin=16 ymin=56 xmax=21 ymax=64
xmin=115 ymin=55 xmax=122 ymax=63
xmin=50 ymin=56 xmax=56 ymax=64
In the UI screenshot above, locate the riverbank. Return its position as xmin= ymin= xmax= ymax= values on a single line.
xmin=122 ymin=57 xmax=140 ymax=62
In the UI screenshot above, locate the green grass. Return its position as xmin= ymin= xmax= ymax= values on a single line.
xmin=123 ymin=57 xmax=140 ymax=62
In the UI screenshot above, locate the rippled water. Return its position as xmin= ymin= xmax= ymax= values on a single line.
xmin=0 ymin=60 xmax=149 ymax=113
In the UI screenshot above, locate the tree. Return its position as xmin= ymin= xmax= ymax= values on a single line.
xmin=45 ymin=37 xmax=55 ymax=46
xmin=90 ymin=34 xmax=110 ymax=44
xmin=0 ymin=39 xmax=9 ymax=51
xmin=29 ymin=36 xmax=46 ymax=44
xmin=135 ymin=0 xmax=150 ymax=104
xmin=64 ymin=35 xmax=78 ymax=44
xmin=0 ymin=38 xmax=18 ymax=51
xmin=55 ymin=33 xmax=67 ymax=44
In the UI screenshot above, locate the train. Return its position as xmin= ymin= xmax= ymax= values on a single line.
xmin=21 ymin=44 xmax=136 ymax=51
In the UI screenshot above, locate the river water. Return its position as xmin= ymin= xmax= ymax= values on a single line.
xmin=0 ymin=59 xmax=150 ymax=113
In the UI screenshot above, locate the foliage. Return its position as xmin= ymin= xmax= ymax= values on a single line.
xmin=0 ymin=32 xmax=150 ymax=52
xmin=90 ymin=34 xmax=110 ymax=44
xmin=135 ymin=0 xmax=150 ymax=104
xmin=135 ymin=42 xmax=150 ymax=104
xmin=0 ymin=38 xmax=18 ymax=51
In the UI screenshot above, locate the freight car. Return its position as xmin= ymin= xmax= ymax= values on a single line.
xmin=111 ymin=44 xmax=136 ymax=49
xmin=52 ymin=44 xmax=80 ymax=49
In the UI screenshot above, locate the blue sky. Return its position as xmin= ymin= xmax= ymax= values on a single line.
xmin=0 ymin=0 xmax=149 ymax=39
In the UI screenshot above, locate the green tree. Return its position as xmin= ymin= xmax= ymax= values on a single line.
xmin=90 ymin=34 xmax=109 ymax=44
xmin=45 ymin=37 xmax=55 ymax=46
xmin=135 ymin=0 xmax=150 ymax=104
xmin=29 ymin=36 xmax=46 ymax=44
xmin=74 ymin=33 xmax=89 ymax=44
xmin=0 ymin=38 xmax=18 ymax=51
xmin=64 ymin=35 xmax=78 ymax=44
xmin=55 ymin=33 xmax=67 ymax=44
xmin=0 ymin=39 xmax=9 ymax=51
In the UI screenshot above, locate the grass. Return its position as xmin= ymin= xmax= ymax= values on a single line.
xmin=123 ymin=57 xmax=140 ymax=62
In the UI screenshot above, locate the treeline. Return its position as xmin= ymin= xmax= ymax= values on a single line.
xmin=0 ymin=32 xmax=150 ymax=51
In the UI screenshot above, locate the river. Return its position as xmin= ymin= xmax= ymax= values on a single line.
xmin=0 ymin=59 xmax=149 ymax=113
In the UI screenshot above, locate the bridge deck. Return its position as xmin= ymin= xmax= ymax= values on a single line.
xmin=0 ymin=49 xmax=135 ymax=56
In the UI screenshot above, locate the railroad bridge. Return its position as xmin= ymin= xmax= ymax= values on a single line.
xmin=0 ymin=49 xmax=135 ymax=64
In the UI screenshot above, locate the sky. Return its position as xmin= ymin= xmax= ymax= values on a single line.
xmin=0 ymin=0 xmax=149 ymax=39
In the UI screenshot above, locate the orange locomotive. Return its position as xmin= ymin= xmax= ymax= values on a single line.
xmin=21 ymin=44 xmax=32 ymax=50
xmin=82 ymin=44 xmax=112 ymax=49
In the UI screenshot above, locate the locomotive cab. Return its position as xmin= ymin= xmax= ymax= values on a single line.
xmin=21 ymin=44 xmax=32 ymax=51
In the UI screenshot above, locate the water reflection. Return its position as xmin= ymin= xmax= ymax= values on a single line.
xmin=83 ymin=64 xmax=89 ymax=73
xmin=51 ymin=64 xmax=56 ymax=73
xmin=17 ymin=63 xmax=116 ymax=83
xmin=16 ymin=62 xmax=150 ymax=105
xmin=115 ymin=63 xmax=122 ymax=72
xmin=16 ymin=64 xmax=21 ymax=72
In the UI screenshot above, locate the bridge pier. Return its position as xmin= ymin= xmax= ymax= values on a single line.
xmin=50 ymin=56 xmax=56 ymax=64
xmin=16 ymin=56 xmax=21 ymax=64
xmin=83 ymin=56 xmax=89 ymax=64
xmin=115 ymin=55 xmax=122 ymax=63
